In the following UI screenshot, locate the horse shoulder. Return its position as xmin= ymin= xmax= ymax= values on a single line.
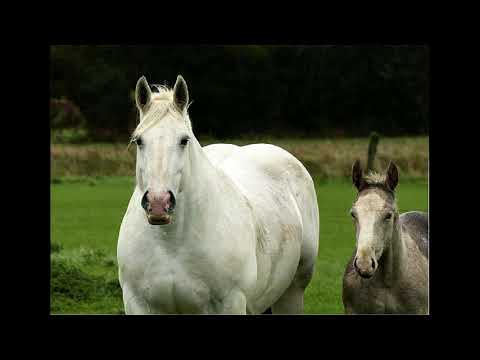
xmin=394 ymin=216 xmax=429 ymax=313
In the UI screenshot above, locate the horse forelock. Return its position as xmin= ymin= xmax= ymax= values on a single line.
xmin=131 ymin=87 xmax=192 ymax=142
xmin=354 ymin=184 xmax=397 ymax=210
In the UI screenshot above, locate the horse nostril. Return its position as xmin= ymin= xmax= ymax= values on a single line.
xmin=168 ymin=190 xmax=176 ymax=212
xmin=354 ymin=257 xmax=358 ymax=270
xmin=141 ymin=191 xmax=149 ymax=211
xmin=371 ymin=258 xmax=376 ymax=270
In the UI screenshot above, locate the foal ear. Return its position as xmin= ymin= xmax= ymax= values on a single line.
xmin=385 ymin=161 xmax=399 ymax=191
xmin=173 ymin=75 xmax=189 ymax=112
xmin=352 ymin=159 xmax=364 ymax=190
xmin=135 ymin=76 xmax=152 ymax=111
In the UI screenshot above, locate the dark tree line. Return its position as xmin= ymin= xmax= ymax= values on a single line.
xmin=50 ymin=45 xmax=429 ymax=141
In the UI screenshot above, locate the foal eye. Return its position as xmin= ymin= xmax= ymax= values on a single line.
xmin=180 ymin=137 xmax=189 ymax=146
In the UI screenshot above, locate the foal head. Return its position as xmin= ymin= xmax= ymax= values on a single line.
xmin=131 ymin=75 xmax=192 ymax=225
xmin=350 ymin=160 xmax=399 ymax=278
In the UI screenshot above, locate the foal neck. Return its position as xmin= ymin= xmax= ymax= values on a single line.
xmin=380 ymin=216 xmax=407 ymax=288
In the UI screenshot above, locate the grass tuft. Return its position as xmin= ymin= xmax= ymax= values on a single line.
xmin=51 ymin=242 xmax=64 ymax=253
xmin=50 ymin=250 xmax=124 ymax=314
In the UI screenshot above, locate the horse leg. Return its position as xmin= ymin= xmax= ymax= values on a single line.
xmin=122 ymin=287 xmax=151 ymax=315
xmin=217 ymin=288 xmax=248 ymax=314
xmin=271 ymin=261 xmax=315 ymax=314
xmin=271 ymin=283 xmax=305 ymax=314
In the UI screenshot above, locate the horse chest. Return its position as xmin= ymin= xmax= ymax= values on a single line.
xmin=128 ymin=267 xmax=215 ymax=314
xmin=121 ymin=250 xmax=215 ymax=314
xmin=147 ymin=269 xmax=212 ymax=314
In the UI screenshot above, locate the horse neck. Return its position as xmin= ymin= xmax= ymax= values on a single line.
xmin=379 ymin=215 xmax=407 ymax=287
xmin=174 ymin=137 xmax=226 ymax=226
xmin=183 ymin=136 xmax=219 ymax=191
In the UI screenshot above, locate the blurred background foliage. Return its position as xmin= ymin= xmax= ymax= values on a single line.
xmin=50 ymin=45 xmax=429 ymax=142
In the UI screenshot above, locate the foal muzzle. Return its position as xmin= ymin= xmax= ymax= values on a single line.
xmin=354 ymin=255 xmax=377 ymax=279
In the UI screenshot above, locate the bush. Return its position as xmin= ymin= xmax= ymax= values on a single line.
xmin=50 ymin=98 xmax=89 ymax=143
xmin=50 ymin=98 xmax=86 ymax=129
xmin=51 ymin=242 xmax=63 ymax=253
xmin=51 ymin=128 xmax=89 ymax=143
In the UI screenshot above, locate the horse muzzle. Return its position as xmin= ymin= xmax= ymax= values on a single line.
xmin=141 ymin=190 xmax=176 ymax=225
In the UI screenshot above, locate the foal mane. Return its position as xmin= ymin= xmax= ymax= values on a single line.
xmin=363 ymin=172 xmax=387 ymax=186
xmin=129 ymin=85 xmax=192 ymax=145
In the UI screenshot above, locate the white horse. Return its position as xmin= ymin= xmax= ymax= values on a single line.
xmin=117 ymin=75 xmax=320 ymax=314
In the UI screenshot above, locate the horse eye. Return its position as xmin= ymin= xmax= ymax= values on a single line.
xmin=180 ymin=137 xmax=189 ymax=146
xmin=350 ymin=210 xmax=356 ymax=219
xmin=385 ymin=213 xmax=392 ymax=220
xmin=135 ymin=137 xmax=143 ymax=146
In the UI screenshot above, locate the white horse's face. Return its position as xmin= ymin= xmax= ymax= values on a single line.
xmin=132 ymin=75 xmax=191 ymax=225
xmin=350 ymin=160 xmax=399 ymax=278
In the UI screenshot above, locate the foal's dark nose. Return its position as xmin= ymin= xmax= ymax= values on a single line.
xmin=353 ymin=255 xmax=376 ymax=278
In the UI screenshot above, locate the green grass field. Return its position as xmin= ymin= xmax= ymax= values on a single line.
xmin=50 ymin=176 xmax=428 ymax=315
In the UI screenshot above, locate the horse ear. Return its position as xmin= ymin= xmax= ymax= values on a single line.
xmin=173 ymin=75 xmax=189 ymax=112
xmin=385 ymin=161 xmax=399 ymax=191
xmin=135 ymin=76 xmax=152 ymax=111
xmin=352 ymin=160 xmax=364 ymax=190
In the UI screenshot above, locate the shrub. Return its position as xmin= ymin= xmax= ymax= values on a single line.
xmin=50 ymin=98 xmax=89 ymax=143
xmin=51 ymin=242 xmax=63 ymax=253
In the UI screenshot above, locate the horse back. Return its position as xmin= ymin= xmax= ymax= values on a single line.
xmin=202 ymin=143 xmax=241 ymax=167
xmin=400 ymin=211 xmax=429 ymax=259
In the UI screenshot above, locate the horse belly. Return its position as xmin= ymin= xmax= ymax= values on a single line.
xmin=217 ymin=145 xmax=313 ymax=312
xmin=248 ymin=218 xmax=304 ymax=312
